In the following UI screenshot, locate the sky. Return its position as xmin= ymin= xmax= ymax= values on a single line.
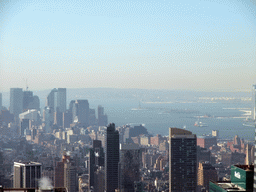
xmin=0 ymin=0 xmax=255 ymax=92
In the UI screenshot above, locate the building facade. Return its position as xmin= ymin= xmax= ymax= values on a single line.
xmin=105 ymin=123 xmax=119 ymax=192
xmin=10 ymin=88 xmax=23 ymax=123
xmin=169 ymin=128 xmax=197 ymax=192
xmin=13 ymin=162 xmax=42 ymax=188
xmin=197 ymin=161 xmax=218 ymax=191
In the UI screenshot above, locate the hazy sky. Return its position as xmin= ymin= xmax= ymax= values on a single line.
xmin=0 ymin=0 xmax=255 ymax=92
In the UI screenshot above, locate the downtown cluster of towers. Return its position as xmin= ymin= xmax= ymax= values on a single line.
xmin=4 ymin=88 xmax=108 ymax=135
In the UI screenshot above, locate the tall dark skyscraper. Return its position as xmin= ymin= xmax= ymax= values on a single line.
xmin=105 ymin=123 xmax=119 ymax=192
xmin=89 ymin=140 xmax=104 ymax=191
xmin=10 ymin=88 xmax=23 ymax=123
xmin=169 ymin=127 xmax=197 ymax=192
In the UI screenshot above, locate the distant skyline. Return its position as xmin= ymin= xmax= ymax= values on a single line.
xmin=1 ymin=0 xmax=255 ymax=92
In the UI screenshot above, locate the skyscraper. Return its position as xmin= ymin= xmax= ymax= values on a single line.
xmin=20 ymin=119 xmax=30 ymax=136
xmin=57 ymin=88 xmax=66 ymax=113
xmin=54 ymin=154 xmax=77 ymax=191
xmin=252 ymin=85 xmax=256 ymax=120
xmin=72 ymin=100 xmax=89 ymax=126
xmin=44 ymin=88 xmax=66 ymax=131
xmin=89 ymin=140 xmax=104 ymax=191
xmin=10 ymin=88 xmax=23 ymax=124
xmin=105 ymin=123 xmax=119 ymax=192
xmin=46 ymin=88 xmax=57 ymax=110
xmin=13 ymin=161 xmax=42 ymax=188
xmin=98 ymin=105 xmax=108 ymax=126
xmin=169 ymin=127 xmax=197 ymax=192
xmin=64 ymin=158 xmax=77 ymax=192
xmin=23 ymin=91 xmax=33 ymax=111
xmin=23 ymin=91 xmax=40 ymax=111
xmin=46 ymin=88 xmax=66 ymax=113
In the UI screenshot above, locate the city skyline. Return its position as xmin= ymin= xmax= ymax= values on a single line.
xmin=1 ymin=0 xmax=255 ymax=91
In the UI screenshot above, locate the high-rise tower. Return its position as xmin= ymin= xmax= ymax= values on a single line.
xmin=13 ymin=161 xmax=42 ymax=188
xmin=169 ymin=127 xmax=197 ymax=192
xmin=72 ymin=100 xmax=89 ymax=126
xmin=23 ymin=91 xmax=40 ymax=111
xmin=10 ymin=88 xmax=23 ymax=123
xmin=105 ymin=123 xmax=119 ymax=192
xmin=46 ymin=88 xmax=66 ymax=113
xmin=57 ymin=88 xmax=66 ymax=113
xmin=98 ymin=105 xmax=108 ymax=126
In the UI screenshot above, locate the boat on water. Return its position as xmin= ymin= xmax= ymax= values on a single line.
xmin=194 ymin=120 xmax=208 ymax=127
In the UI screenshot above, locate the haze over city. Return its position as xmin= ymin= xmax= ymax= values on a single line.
xmin=1 ymin=0 xmax=256 ymax=91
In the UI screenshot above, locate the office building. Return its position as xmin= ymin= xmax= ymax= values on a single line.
xmin=54 ymin=110 xmax=63 ymax=127
xmin=54 ymin=154 xmax=77 ymax=191
xmin=23 ymin=91 xmax=40 ymax=111
xmin=13 ymin=161 xmax=42 ymax=188
xmin=105 ymin=123 xmax=119 ymax=192
xmin=43 ymin=106 xmax=54 ymax=133
xmin=10 ymin=88 xmax=23 ymax=122
xmin=46 ymin=88 xmax=57 ymax=110
xmin=197 ymin=161 xmax=218 ymax=191
xmin=89 ymin=140 xmax=104 ymax=191
xmin=169 ymin=128 xmax=197 ymax=192
xmin=72 ymin=100 xmax=89 ymax=126
xmin=210 ymin=165 xmax=253 ymax=191
xmin=63 ymin=110 xmax=72 ymax=129
xmin=57 ymin=88 xmax=66 ymax=113
xmin=20 ymin=119 xmax=30 ymax=137
xmin=23 ymin=91 xmax=33 ymax=111
xmin=54 ymin=161 xmax=64 ymax=188
xmin=64 ymin=159 xmax=77 ymax=192
xmin=119 ymin=143 xmax=141 ymax=191
xmin=98 ymin=105 xmax=108 ymax=126
xmin=46 ymin=88 xmax=66 ymax=113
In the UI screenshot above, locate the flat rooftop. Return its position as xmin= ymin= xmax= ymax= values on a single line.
xmin=211 ymin=181 xmax=246 ymax=191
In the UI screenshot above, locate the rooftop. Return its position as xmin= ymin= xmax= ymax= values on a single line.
xmin=234 ymin=165 xmax=254 ymax=172
xmin=211 ymin=181 xmax=246 ymax=191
